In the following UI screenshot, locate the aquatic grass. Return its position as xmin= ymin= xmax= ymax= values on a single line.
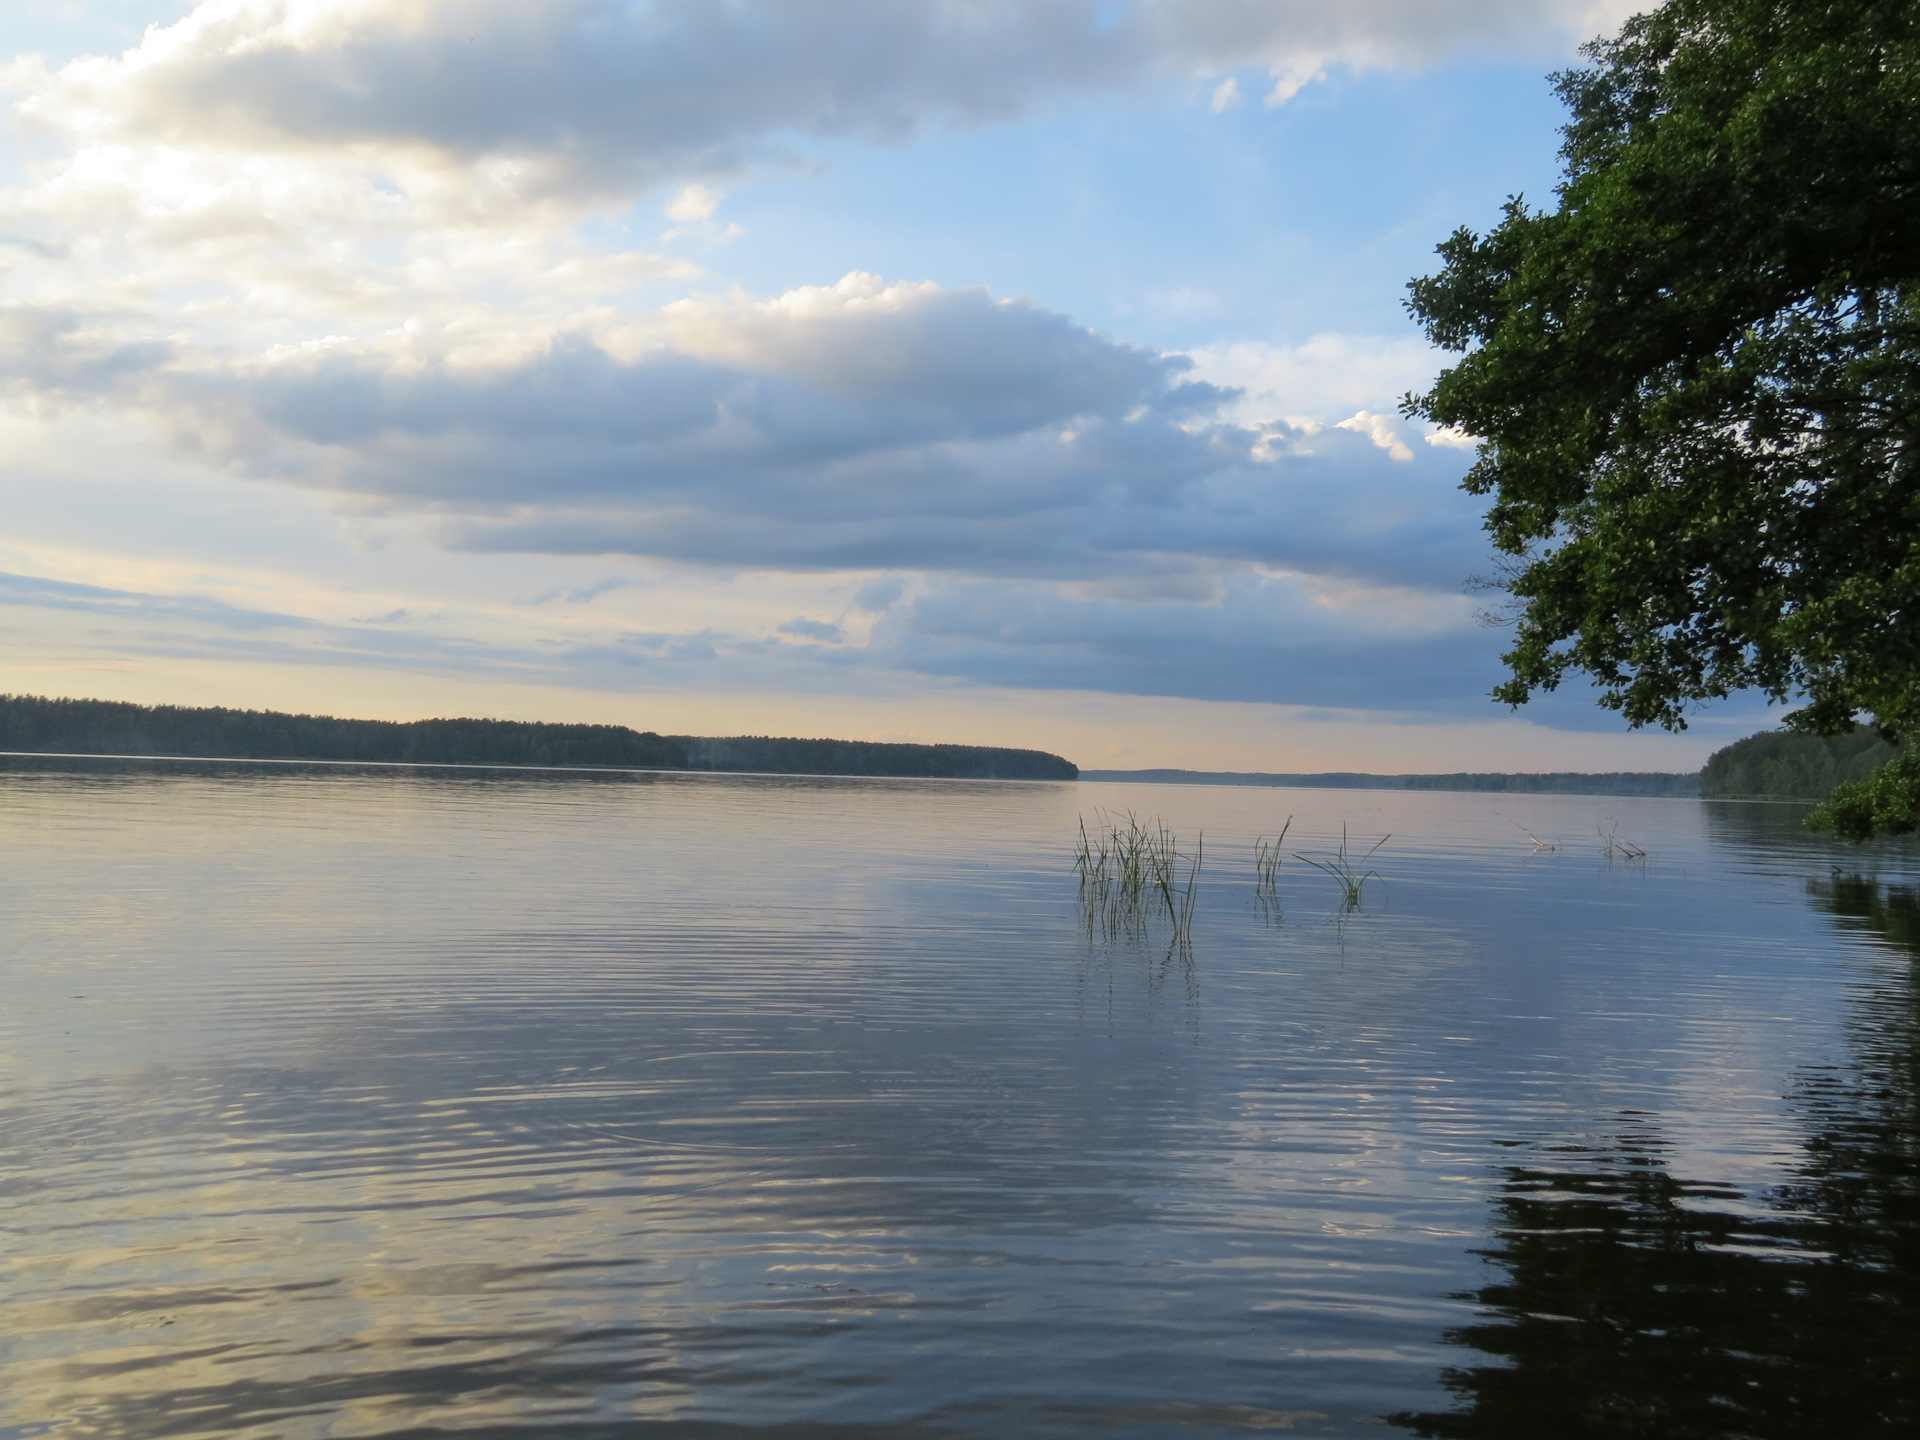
xmin=1074 ymin=810 xmax=1202 ymax=943
xmin=1253 ymin=819 xmax=1292 ymax=902
xmin=1153 ymin=827 xmax=1203 ymax=937
xmin=1294 ymin=824 xmax=1389 ymax=914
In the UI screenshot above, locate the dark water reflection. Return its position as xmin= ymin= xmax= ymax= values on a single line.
xmin=1394 ymin=870 xmax=1919 ymax=1438
xmin=3 ymin=764 xmax=1918 ymax=1437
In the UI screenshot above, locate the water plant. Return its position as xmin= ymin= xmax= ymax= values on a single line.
xmin=1155 ymin=828 xmax=1203 ymax=938
xmin=1074 ymin=811 xmax=1203 ymax=943
xmin=1293 ymin=825 xmax=1389 ymax=914
xmin=1253 ymin=819 xmax=1292 ymax=902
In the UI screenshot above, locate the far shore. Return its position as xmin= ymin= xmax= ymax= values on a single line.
xmin=1080 ymin=767 xmax=1700 ymax=799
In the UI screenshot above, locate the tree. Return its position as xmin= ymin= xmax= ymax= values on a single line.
xmin=1403 ymin=0 xmax=1920 ymax=838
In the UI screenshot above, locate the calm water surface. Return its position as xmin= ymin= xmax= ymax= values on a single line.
xmin=1 ymin=763 xmax=1915 ymax=1438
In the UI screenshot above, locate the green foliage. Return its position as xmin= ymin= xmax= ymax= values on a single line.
xmin=0 ymin=694 xmax=1079 ymax=781
xmin=0 ymin=693 xmax=683 ymax=768
xmin=1074 ymin=811 xmax=1202 ymax=943
xmin=1081 ymin=769 xmax=1699 ymax=796
xmin=677 ymin=734 xmax=1077 ymax=780
xmin=1700 ymin=726 xmax=1898 ymax=798
xmin=1395 ymin=772 xmax=1697 ymax=797
xmin=1293 ymin=826 xmax=1390 ymax=914
xmin=1807 ymin=748 xmax=1920 ymax=838
xmin=1253 ymin=819 xmax=1292 ymax=904
xmin=1405 ymin=0 xmax=1920 ymax=821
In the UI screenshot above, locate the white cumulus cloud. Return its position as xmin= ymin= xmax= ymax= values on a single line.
xmin=0 ymin=0 xmax=1605 ymax=720
xmin=1336 ymin=409 xmax=1415 ymax=462
xmin=664 ymin=182 xmax=722 ymax=222
xmin=9 ymin=0 xmax=1643 ymax=210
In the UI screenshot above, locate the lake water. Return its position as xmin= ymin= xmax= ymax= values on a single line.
xmin=2 ymin=761 xmax=1915 ymax=1438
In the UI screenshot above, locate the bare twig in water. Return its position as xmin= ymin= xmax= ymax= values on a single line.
xmin=1599 ymin=821 xmax=1647 ymax=861
xmin=1503 ymin=816 xmax=1556 ymax=852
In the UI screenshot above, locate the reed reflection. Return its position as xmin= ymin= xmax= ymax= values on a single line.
xmin=1394 ymin=874 xmax=1920 ymax=1439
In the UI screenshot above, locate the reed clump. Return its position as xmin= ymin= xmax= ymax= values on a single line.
xmin=1253 ymin=819 xmax=1291 ymax=902
xmin=1074 ymin=811 xmax=1203 ymax=943
xmin=1294 ymin=824 xmax=1389 ymax=914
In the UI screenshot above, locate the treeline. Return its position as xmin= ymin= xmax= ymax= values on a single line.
xmin=18 ymin=694 xmax=1896 ymax=796
xmin=677 ymin=735 xmax=1074 ymax=780
xmin=0 ymin=694 xmax=686 ymax=768
xmin=1079 ymin=768 xmax=1700 ymax=797
xmin=1079 ymin=768 xmax=1405 ymax=789
xmin=1401 ymin=771 xmax=1699 ymax=796
xmin=0 ymin=695 xmax=1077 ymax=781
xmin=1699 ymin=729 xmax=1898 ymax=800
xmin=1090 ymin=741 xmax=1920 ymax=801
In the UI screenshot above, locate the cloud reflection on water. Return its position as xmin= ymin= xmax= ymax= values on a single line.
xmin=2 ymin=769 xmax=1914 ymax=1436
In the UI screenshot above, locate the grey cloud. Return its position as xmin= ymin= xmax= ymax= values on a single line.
xmin=21 ymin=1 xmax=1626 ymax=198
xmin=436 ymin=430 xmax=1487 ymax=594
xmin=0 ymin=561 xmax=1505 ymax=715
xmin=0 ymin=569 xmax=313 ymax=633
xmin=778 ymin=617 xmax=845 ymax=643
xmin=859 ymin=576 xmax=1764 ymax=725
xmin=673 ymin=282 xmax=1201 ymax=422
xmin=518 ymin=577 xmax=634 ymax=606
xmin=114 ymin=285 xmax=1216 ymax=507
xmin=869 ymin=576 xmax=1503 ymax=711
xmin=0 ymin=568 xmax=536 ymax=678
xmin=852 ymin=576 xmax=906 ymax=614
xmin=242 ymin=341 xmax=727 ymax=449
xmin=0 ymin=566 xmax=773 ymax=689
xmin=0 ymin=307 xmax=175 ymax=397
xmin=2 ymin=559 xmax=1729 ymax=723
xmin=0 ymin=285 xmax=1487 ymax=594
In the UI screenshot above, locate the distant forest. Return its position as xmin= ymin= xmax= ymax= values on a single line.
xmin=1698 ymin=729 xmax=1898 ymax=800
xmin=0 ymin=695 xmax=1078 ymax=782
xmin=8 ymin=695 xmax=1905 ymax=798
xmin=1090 ymin=732 xmax=1914 ymax=802
xmin=1080 ymin=769 xmax=1702 ymax=797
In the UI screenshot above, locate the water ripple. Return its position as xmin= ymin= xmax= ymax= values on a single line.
xmin=2 ymin=766 xmax=1913 ymax=1437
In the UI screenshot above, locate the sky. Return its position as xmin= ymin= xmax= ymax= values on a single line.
xmin=0 ymin=0 xmax=1765 ymax=772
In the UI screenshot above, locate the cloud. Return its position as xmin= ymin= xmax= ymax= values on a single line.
xmin=870 ymin=573 xmax=1496 ymax=711
xmin=1185 ymin=334 xmax=1443 ymax=427
xmin=659 ymin=274 xmax=1206 ymax=425
xmin=9 ymin=1 xmax=1640 ymax=212
xmin=852 ymin=576 xmax=906 ymax=614
xmin=0 ymin=555 xmax=1501 ymax=715
xmin=778 ymin=617 xmax=845 ymax=643
xmin=519 ymin=576 xmax=633 ymax=606
xmin=2 ymin=2 xmax=1615 ymax=725
xmin=1426 ymin=425 xmax=1479 ymax=451
xmin=0 ymin=273 xmax=1489 ymax=597
xmin=664 ymin=183 xmax=721 ymax=223
xmin=0 ymin=567 xmax=312 ymax=632
xmin=0 ymin=565 xmax=560 ymax=678
xmin=1336 ymin=409 xmax=1415 ymax=462
xmin=1261 ymin=56 xmax=1328 ymax=106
